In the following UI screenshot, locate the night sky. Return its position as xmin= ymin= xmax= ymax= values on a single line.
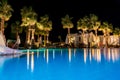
xmin=5 ymin=0 xmax=120 ymax=42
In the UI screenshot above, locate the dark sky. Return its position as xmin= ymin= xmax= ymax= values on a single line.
xmin=6 ymin=0 xmax=120 ymax=42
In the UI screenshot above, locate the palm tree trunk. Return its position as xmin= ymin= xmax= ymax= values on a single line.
xmin=26 ymin=28 xmax=30 ymax=45
xmin=95 ymin=30 xmax=97 ymax=37
xmin=31 ymin=29 xmax=35 ymax=47
xmin=104 ymin=31 xmax=108 ymax=47
xmin=68 ymin=28 xmax=70 ymax=45
xmin=1 ymin=18 xmax=5 ymax=34
xmin=40 ymin=36 xmax=42 ymax=45
xmin=106 ymin=36 xmax=108 ymax=47
xmin=95 ymin=29 xmax=99 ymax=47
xmin=47 ymin=35 xmax=48 ymax=44
xmin=37 ymin=35 xmax=42 ymax=47
xmin=1 ymin=18 xmax=6 ymax=45
xmin=31 ymin=29 xmax=35 ymax=40
xmin=105 ymin=31 xmax=108 ymax=47
xmin=46 ymin=31 xmax=49 ymax=44
xmin=68 ymin=28 xmax=70 ymax=35
xmin=44 ymin=35 xmax=46 ymax=47
xmin=0 ymin=22 xmax=2 ymax=32
xmin=37 ymin=35 xmax=40 ymax=47
xmin=82 ymin=31 xmax=85 ymax=45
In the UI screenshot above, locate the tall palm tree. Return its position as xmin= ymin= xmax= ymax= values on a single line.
xmin=20 ymin=6 xmax=37 ymax=45
xmin=77 ymin=16 xmax=89 ymax=35
xmin=0 ymin=0 xmax=13 ymax=34
xmin=39 ymin=14 xmax=52 ymax=46
xmin=40 ymin=30 xmax=48 ymax=47
xmin=35 ymin=29 xmax=42 ymax=47
xmin=77 ymin=16 xmax=89 ymax=45
xmin=99 ymin=22 xmax=113 ymax=47
xmin=11 ymin=21 xmax=23 ymax=39
xmin=36 ymin=21 xmax=44 ymax=47
xmin=88 ymin=14 xmax=101 ymax=47
xmin=46 ymin=20 xmax=52 ymax=44
xmin=61 ymin=14 xmax=73 ymax=44
xmin=90 ymin=14 xmax=101 ymax=37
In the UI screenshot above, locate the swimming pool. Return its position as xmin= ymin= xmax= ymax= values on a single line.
xmin=0 ymin=48 xmax=120 ymax=80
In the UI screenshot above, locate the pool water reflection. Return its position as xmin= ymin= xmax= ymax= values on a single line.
xmin=0 ymin=48 xmax=120 ymax=80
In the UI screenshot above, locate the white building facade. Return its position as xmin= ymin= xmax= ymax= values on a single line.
xmin=65 ymin=33 xmax=120 ymax=47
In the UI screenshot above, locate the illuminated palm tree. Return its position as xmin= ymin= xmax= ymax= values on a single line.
xmin=88 ymin=14 xmax=101 ymax=47
xmin=41 ymin=30 xmax=48 ymax=47
xmin=99 ymin=22 xmax=113 ymax=47
xmin=11 ymin=21 xmax=23 ymax=39
xmin=113 ymin=27 xmax=120 ymax=46
xmin=90 ymin=14 xmax=101 ymax=37
xmin=35 ymin=29 xmax=42 ymax=47
xmin=61 ymin=14 xmax=73 ymax=44
xmin=20 ymin=6 xmax=37 ymax=45
xmin=113 ymin=27 xmax=120 ymax=36
xmin=99 ymin=22 xmax=113 ymax=36
xmin=36 ymin=21 xmax=44 ymax=47
xmin=77 ymin=16 xmax=89 ymax=46
xmin=46 ymin=20 xmax=52 ymax=44
xmin=77 ymin=16 xmax=89 ymax=35
xmin=39 ymin=14 xmax=52 ymax=46
xmin=0 ymin=0 xmax=13 ymax=34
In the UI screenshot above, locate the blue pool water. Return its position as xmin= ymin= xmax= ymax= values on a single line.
xmin=0 ymin=48 xmax=120 ymax=80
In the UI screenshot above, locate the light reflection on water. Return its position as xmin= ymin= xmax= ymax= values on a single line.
xmin=0 ymin=48 xmax=120 ymax=80
xmin=25 ymin=48 xmax=120 ymax=72
xmin=83 ymin=48 xmax=120 ymax=63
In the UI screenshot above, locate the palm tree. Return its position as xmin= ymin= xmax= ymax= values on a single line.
xmin=99 ymin=22 xmax=113 ymax=36
xmin=36 ymin=21 xmax=44 ymax=47
xmin=39 ymin=14 xmax=52 ymax=46
xmin=35 ymin=29 xmax=42 ymax=47
xmin=88 ymin=14 xmax=101 ymax=47
xmin=90 ymin=14 xmax=101 ymax=37
xmin=0 ymin=0 xmax=13 ymax=34
xmin=11 ymin=21 xmax=23 ymax=39
xmin=77 ymin=16 xmax=89 ymax=46
xmin=20 ymin=6 xmax=37 ymax=46
xmin=77 ymin=16 xmax=89 ymax=35
xmin=99 ymin=22 xmax=113 ymax=47
xmin=113 ymin=27 xmax=120 ymax=46
xmin=40 ymin=30 xmax=48 ymax=47
xmin=46 ymin=20 xmax=52 ymax=44
xmin=61 ymin=14 xmax=73 ymax=45
xmin=113 ymin=27 xmax=120 ymax=36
